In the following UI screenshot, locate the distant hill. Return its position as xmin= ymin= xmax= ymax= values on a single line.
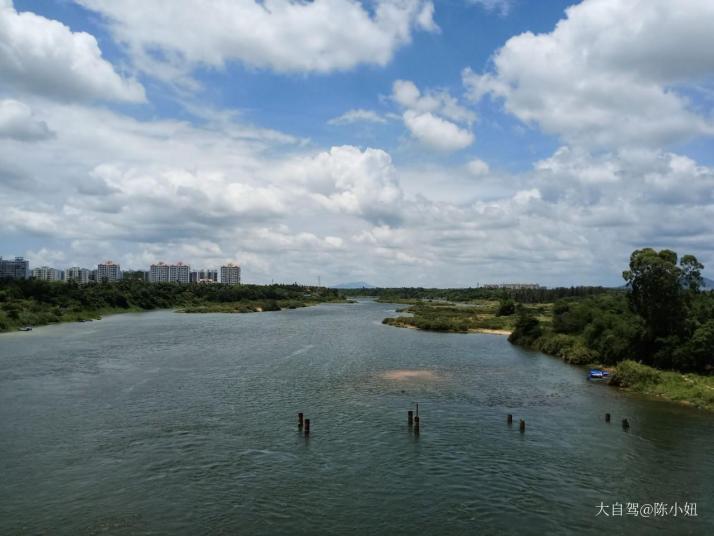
xmin=332 ymin=281 xmax=376 ymax=289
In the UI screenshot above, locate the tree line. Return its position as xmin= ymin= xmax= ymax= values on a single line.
xmin=509 ymin=248 xmax=713 ymax=374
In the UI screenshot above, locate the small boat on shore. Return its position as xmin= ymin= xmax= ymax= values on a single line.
xmin=18 ymin=326 xmax=33 ymax=331
xmin=588 ymin=369 xmax=609 ymax=380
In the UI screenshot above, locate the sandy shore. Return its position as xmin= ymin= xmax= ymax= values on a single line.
xmin=468 ymin=328 xmax=512 ymax=336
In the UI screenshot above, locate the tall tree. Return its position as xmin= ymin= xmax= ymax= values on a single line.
xmin=622 ymin=248 xmax=705 ymax=365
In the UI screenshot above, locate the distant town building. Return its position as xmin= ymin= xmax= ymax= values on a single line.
xmin=65 ymin=267 xmax=91 ymax=284
xmin=31 ymin=266 xmax=64 ymax=281
xmin=149 ymin=262 xmax=190 ymax=284
xmin=190 ymin=269 xmax=218 ymax=283
xmin=483 ymin=283 xmax=542 ymax=290
xmin=220 ymin=263 xmax=241 ymax=285
xmin=97 ymin=261 xmax=121 ymax=283
xmin=0 ymin=256 xmax=29 ymax=280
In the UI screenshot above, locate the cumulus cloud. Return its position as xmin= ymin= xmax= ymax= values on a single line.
xmin=282 ymin=146 xmax=404 ymax=224
xmin=463 ymin=0 xmax=714 ymax=149
xmin=0 ymin=0 xmax=145 ymax=102
xmin=0 ymin=99 xmax=54 ymax=141
xmin=392 ymin=80 xmax=475 ymax=151
xmin=402 ymin=110 xmax=474 ymax=152
xmin=328 ymin=109 xmax=387 ymax=126
xmin=74 ymin=0 xmax=437 ymax=78
xmin=4 ymin=96 xmax=714 ymax=285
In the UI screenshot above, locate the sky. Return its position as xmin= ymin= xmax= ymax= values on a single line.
xmin=1 ymin=0 xmax=713 ymax=287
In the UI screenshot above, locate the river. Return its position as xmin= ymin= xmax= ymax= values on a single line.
xmin=0 ymin=300 xmax=711 ymax=535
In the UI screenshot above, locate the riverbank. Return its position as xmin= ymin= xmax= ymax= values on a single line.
xmin=179 ymin=298 xmax=343 ymax=313
xmin=381 ymin=300 xmax=549 ymax=334
xmin=0 ymin=279 xmax=345 ymax=333
xmin=381 ymin=299 xmax=713 ymax=412
xmin=610 ymin=360 xmax=714 ymax=411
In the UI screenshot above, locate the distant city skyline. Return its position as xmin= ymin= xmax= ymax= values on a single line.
xmin=2 ymin=0 xmax=714 ymax=287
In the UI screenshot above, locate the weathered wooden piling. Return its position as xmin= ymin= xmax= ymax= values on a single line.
xmin=605 ymin=413 xmax=611 ymax=423
xmin=519 ymin=419 xmax=526 ymax=433
xmin=298 ymin=412 xmax=304 ymax=428
xmin=622 ymin=418 xmax=630 ymax=430
xmin=507 ymin=414 xmax=513 ymax=424
xmin=304 ymin=418 xmax=310 ymax=436
xmin=413 ymin=415 xmax=420 ymax=434
xmin=408 ymin=410 xmax=414 ymax=426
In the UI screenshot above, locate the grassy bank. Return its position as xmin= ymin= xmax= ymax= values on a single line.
xmin=610 ymin=360 xmax=714 ymax=411
xmin=381 ymin=300 xmax=551 ymax=334
xmin=179 ymin=299 xmax=328 ymax=313
xmin=381 ymin=296 xmax=713 ymax=412
xmin=0 ymin=279 xmax=345 ymax=333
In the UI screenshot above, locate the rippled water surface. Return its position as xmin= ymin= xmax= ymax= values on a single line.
xmin=1 ymin=301 xmax=712 ymax=535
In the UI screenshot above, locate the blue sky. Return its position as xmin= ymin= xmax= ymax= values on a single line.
xmin=2 ymin=0 xmax=714 ymax=286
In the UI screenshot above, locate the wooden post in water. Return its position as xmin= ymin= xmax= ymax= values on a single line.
xmin=304 ymin=418 xmax=310 ymax=436
xmin=408 ymin=410 xmax=414 ymax=426
xmin=413 ymin=415 xmax=420 ymax=435
xmin=298 ymin=412 xmax=304 ymax=429
xmin=507 ymin=414 xmax=513 ymax=425
xmin=519 ymin=419 xmax=526 ymax=433
xmin=605 ymin=413 xmax=611 ymax=423
xmin=622 ymin=418 xmax=630 ymax=430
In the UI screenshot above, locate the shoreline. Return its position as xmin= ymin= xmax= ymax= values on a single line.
xmin=383 ymin=318 xmax=512 ymax=336
xmin=1 ymin=300 xmax=349 ymax=334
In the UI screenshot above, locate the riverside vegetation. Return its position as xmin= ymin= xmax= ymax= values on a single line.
xmin=354 ymin=248 xmax=714 ymax=410
xmin=0 ymin=279 xmax=344 ymax=332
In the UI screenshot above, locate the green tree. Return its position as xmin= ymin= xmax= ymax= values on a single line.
xmin=622 ymin=249 xmax=686 ymax=343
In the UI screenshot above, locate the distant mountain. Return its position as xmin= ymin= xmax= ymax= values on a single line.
xmin=332 ymin=281 xmax=376 ymax=289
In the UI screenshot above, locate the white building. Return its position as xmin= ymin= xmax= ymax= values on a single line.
xmin=66 ymin=267 xmax=91 ymax=284
xmin=150 ymin=262 xmax=190 ymax=284
xmin=220 ymin=263 xmax=241 ymax=285
xmin=97 ymin=261 xmax=121 ymax=283
xmin=31 ymin=266 xmax=64 ymax=281
xmin=0 ymin=256 xmax=29 ymax=279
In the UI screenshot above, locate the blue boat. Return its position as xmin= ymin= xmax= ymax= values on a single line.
xmin=588 ymin=369 xmax=609 ymax=380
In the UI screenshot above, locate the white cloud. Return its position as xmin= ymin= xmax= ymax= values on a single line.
xmin=467 ymin=0 xmax=513 ymax=16
xmin=402 ymin=110 xmax=474 ymax=152
xmin=328 ymin=109 xmax=387 ymax=126
xmin=283 ymin=145 xmax=404 ymax=224
xmin=391 ymin=79 xmax=475 ymax=151
xmin=0 ymin=99 xmax=54 ymax=141
xmin=466 ymin=158 xmax=490 ymax=176
xmin=0 ymin=0 xmax=145 ymax=102
xmin=392 ymin=79 xmax=475 ymax=125
xmin=463 ymin=0 xmax=714 ymax=149
xmin=74 ymin=0 xmax=437 ymax=79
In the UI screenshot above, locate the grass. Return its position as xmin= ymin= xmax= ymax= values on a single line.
xmin=610 ymin=360 xmax=714 ymax=411
xmin=179 ymin=299 xmax=317 ymax=313
xmin=382 ymin=300 xmax=552 ymax=334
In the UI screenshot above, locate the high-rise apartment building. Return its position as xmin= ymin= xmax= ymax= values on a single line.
xmin=0 ymin=256 xmax=30 ymax=280
xmin=66 ymin=267 xmax=91 ymax=284
xmin=149 ymin=262 xmax=190 ymax=284
xmin=220 ymin=263 xmax=241 ymax=285
xmin=190 ymin=269 xmax=218 ymax=283
xmin=31 ymin=266 xmax=64 ymax=281
xmin=97 ymin=261 xmax=121 ymax=283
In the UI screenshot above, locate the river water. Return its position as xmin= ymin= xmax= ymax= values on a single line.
xmin=0 ymin=300 xmax=711 ymax=535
